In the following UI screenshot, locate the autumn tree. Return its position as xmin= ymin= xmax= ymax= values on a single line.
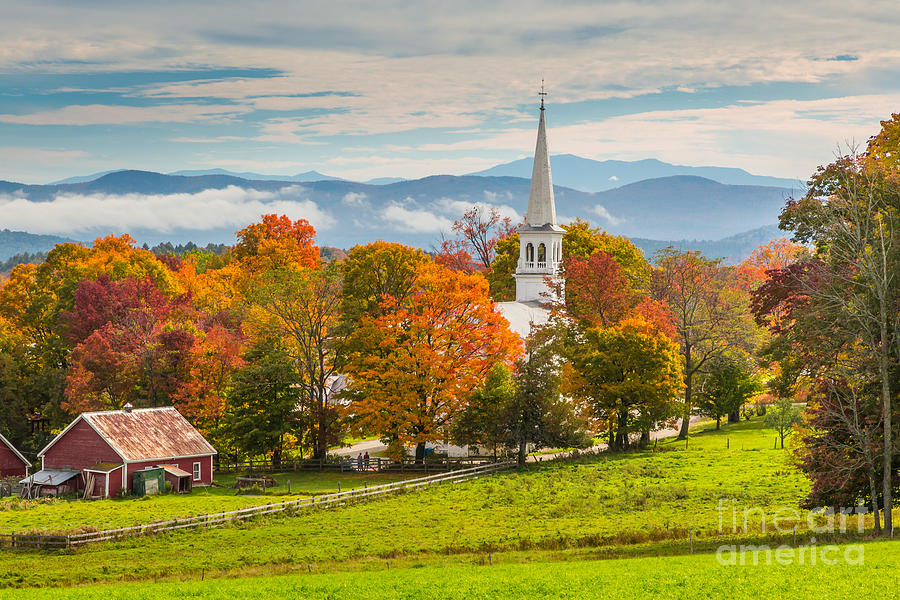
xmin=228 ymin=214 xmax=344 ymax=457
xmin=233 ymin=214 xmax=319 ymax=272
xmin=340 ymin=241 xmax=430 ymax=324
xmin=738 ymin=237 xmax=808 ymax=291
xmin=562 ymin=219 xmax=651 ymax=287
xmin=865 ymin=112 xmax=900 ymax=171
xmin=438 ymin=205 xmax=515 ymax=273
xmin=175 ymin=321 xmax=245 ymax=434
xmin=796 ymin=367 xmax=885 ymax=531
xmin=62 ymin=275 xmax=198 ymax=413
xmin=454 ymin=329 xmax=586 ymax=465
xmin=759 ymin=135 xmax=900 ymax=534
xmin=0 ymin=314 xmax=54 ymax=455
xmin=564 ymin=316 xmax=683 ymax=449
xmin=452 ymin=364 xmax=516 ymax=458
xmin=485 ymin=233 xmax=519 ymax=300
xmin=650 ymin=248 xmax=756 ymax=439
xmin=343 ymin=262 xmax=521 ymax=462
xmin=556 ymin=250 xmax=638 ymax=328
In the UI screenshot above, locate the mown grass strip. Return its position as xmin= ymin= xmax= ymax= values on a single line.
xmin=6 ymin=539 xmax=900 ymax=599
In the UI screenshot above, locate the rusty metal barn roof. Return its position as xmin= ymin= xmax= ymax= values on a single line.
xmin=83 ymin=407 xmax=216 ymax=462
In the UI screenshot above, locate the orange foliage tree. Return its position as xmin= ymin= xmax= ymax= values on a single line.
xmin=233 ymin=214 xmax=319 ymax=272
xmin=343 ymin=262 xmax=522 ymax=461
xmin=737 ymin=237 xmax=807 ymax=291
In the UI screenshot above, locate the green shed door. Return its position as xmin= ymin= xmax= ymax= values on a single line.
xmin=133 ymin=468 xmax=165 ymax=496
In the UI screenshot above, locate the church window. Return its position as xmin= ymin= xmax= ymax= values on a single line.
xmin=526 ymin=243 xmax=534 ymax=262
xmin=538 ymin=243 xmax=546 ymax=263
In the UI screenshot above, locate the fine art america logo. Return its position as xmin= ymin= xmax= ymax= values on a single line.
xmin=716 ymin=498 xmax=865 ymax=566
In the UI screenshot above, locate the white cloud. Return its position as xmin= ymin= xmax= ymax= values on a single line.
xmin=382 ymin=203 xmax=453 ymax=233
xmin=169 ymin=136 xmax=247 ymax=143
xmin=2 ymin=2 xmax=900 ymax=183
xmin=435 ymin=198 xmax=521 ymax=223
xmin=0 ymin=146 xmax=89 ymax=162
xmin=342 ymin=192 xmax=368 ymax=206
xmin=592 ymin=204 xmax=625 ymax=226
xmin=608 ymin=175 xmax=618 ymax=181
xmin=0 ymin=186 xmax=334 ymax=235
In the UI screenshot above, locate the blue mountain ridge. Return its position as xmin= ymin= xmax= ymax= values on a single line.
xmin=0 ymin=169 xmax=795 ymax=262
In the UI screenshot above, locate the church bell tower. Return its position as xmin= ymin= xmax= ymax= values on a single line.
xmin=514 ymin=86 xmax=564 ymax=303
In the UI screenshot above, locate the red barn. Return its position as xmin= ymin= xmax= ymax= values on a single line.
xmin=0 ymin=433 xmax=30 ymax=478
xmin=34 ymin=406 xmax=216 ymax=498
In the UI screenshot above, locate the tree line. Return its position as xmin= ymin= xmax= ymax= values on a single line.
xmin=751 ymin=113 xmax=900 ymax=535
xmin=0 ymin=205 xmax=780 ymax=466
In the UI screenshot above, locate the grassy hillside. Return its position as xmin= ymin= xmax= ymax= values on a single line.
xmin=0 ymin=471 xmax=412 ymax=534
xmin=0 ymin=418 xmax=820 ymax=589
xmin=8 ymin=539 xmax=895 ymax=599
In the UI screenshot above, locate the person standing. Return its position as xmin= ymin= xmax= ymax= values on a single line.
xmin=356 ymin=453 xmax=363 ymax=471
xmin=363 ymin=451 xmax=370 ymax=470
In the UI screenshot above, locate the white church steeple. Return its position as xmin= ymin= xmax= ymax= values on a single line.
xmin=524 ymin=87 xmax=557 ymax=228
xmin=514 ymin=85 xmax=564 ymax=304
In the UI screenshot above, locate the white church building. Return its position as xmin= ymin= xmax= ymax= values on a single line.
xmin=495 ymin=95 xmax=561 ymax=340
xmin=432 ymin=98 xmax=561 ymax=458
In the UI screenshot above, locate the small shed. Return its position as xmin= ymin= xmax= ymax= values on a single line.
xmin=0 ymin=433 xmax=31 ymax=478
xmin=19 ymin=469 xmax=79 ymax=498
xmin=158 ymin=464 xmax=192 ymax=493
xmin=132 ymin=467 xmax=165 ymax=496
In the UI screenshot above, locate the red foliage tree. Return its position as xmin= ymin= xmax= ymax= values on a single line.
xmin=437 ymin=205 xmax=515 ymax=272
xmin=62 ymin=275 xmax=242 ymax=428
xmin=557 ymin=251 xmax=637 ymax=327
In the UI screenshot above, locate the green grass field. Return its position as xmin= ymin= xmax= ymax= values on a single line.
xmin=6 ymin=539 xmax=897 ymax=599
xmin=0 ymin=471 xmax=414 ymax=534
xmin=0 ymin=416 xmax=831 ymax=590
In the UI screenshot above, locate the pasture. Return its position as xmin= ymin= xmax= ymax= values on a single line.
xmin=0 ymin=417 xmax=833 ymax=590
xmin=0 ymin=471 xmax=413 ymax=534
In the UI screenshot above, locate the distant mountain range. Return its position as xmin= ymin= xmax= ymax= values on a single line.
xmin=0 ymin=229 xmax=79 ymax=261
xmin=48 ymin=169 xmax=402 ymax=186
xmin=469 ymin=154 xmax=805 ymax=192
xmin=0 ymin=166 xmax=795 ymax=262
xmin=631 ymin=225 xmax=786 ymax=265
xmin=41 ymin=155 xmax=803 ymax=193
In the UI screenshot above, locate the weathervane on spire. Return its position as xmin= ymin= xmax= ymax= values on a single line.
xmin=538 ymin=79 xmax=548 ymax=110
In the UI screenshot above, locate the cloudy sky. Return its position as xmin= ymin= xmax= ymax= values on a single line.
xmin=1 ymin=1 xmax=898 ymax=185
